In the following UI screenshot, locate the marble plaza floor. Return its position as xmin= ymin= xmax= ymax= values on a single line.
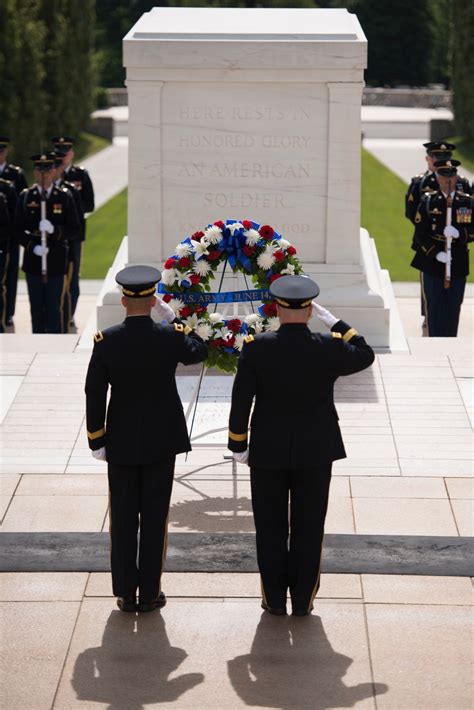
xmin=1 ymin=312 xmax=473 ymax=708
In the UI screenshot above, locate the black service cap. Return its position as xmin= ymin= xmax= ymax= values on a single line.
xmin=434 ymin=159 xmax=461 ymax=177
xmin=269 ymin=275 xmax=320 ymax=309
xmin=30 ymin=152 xmax=56 ymax=169
xmin=115 ymin=265 xmax=161 ymax=298
xmin=423 ymin=141 xmax=455 ymax=156
xmin=0 ymin=137 xmax=10 ymax=149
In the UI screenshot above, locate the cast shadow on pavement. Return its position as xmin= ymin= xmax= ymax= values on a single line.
xmin=71 ymin=611 xmax=204 ymax=710
xmin=228 ymin=613 xmax=388 ymax=709
xmin=170 ymin=495 xmax=255 ymax=533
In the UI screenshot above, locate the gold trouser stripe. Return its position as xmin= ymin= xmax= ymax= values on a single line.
xmin=157 ymin=514 xmax=169 ymax=597
xmin=421 ymin=273 xmax=429 ymax=334
xmin=307 ymin=535 xmax=325 ymax=612
xmin=59 ymin=274 xmax=68 ymax=333
xmin=87 ymin=427 xmax=105 ymax=440
xmin=260 ymin=577 xmax=268 ymax=606
xmin=0 ymin=251 xmax=10 ymax=330
xmin=228 ymin=430 xmax=247 ymax=442
xmin=343 ymin=327 xmax=358 ymax=342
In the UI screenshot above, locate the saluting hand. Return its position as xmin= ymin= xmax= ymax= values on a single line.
xmin=153 ymin=297 xmax=176 ymax=323
xmin=311 ymin=302 xmax=339 ymax=328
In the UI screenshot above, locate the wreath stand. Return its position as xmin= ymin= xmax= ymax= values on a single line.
xmin=182 ymin=259 xmax=257 ymax=477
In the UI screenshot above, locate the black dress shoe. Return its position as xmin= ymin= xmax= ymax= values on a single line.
xmin=5 ymin=318 xmax=13 ymax=326
xmin=292 ymin=606 xmax=314 ymax=617
xmin=261 ymin=601 xmax=287 ymax=616
xmin=117 ymin=596 xmax=137 ymax=612
xmin=137 ymin=592 xmax=167 ymax=613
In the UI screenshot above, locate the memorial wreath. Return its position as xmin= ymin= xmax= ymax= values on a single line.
xmin=158 ymin=219 xmax=303 ymax=373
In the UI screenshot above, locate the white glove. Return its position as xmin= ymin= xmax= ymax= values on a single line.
xmin=436 ymin=252 xmax=448 ymax=264
xmin=33 ymin=245 xmax=49 ymax=257
xmin=39 ymin=218 xmax=54 ymax=234
xmin=311 ymin=302 xmax=339 ymax=329
xmin=233 ymin=450 xmax=249 ymax=465
xmin=443 ymin=225 xmax=459 ymax=239
xmin=153 ymin=297 xmax=175 ymax=322
xmin=91 ymin=447 xmax=107 ymax=461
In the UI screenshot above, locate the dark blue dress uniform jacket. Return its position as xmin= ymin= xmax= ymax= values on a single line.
xmin=85 ymin=316 xmax=208 ymax=465
xmin=228 ymin=320 xmax=375 ymax=469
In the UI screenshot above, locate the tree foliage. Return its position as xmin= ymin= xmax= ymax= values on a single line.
xmin=452 ymin=0 xmax=474 ymax=142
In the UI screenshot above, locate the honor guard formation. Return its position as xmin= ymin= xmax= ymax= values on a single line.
xmin=405 ymin=141 xmax=473 ymax=336
xmin=0 ymin=135 xmax=94 ymax=333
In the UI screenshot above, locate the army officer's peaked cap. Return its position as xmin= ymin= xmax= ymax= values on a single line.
xmin=115 ymin=265 xmax=161 ymax=298
xmin=269 ymin=274 xmax=320 ymax=309
xmin=434 ymin=158 xmax=461 ymax=177
xmin=423 ymin=141 xmax=456 ymax=155
xmin=0 ymin=137 xmax=10 ymax=148
xmin=51 ymin=136 xmax=75 ymax=153
xmin=30 ymin=152 xmax=56 ymax=169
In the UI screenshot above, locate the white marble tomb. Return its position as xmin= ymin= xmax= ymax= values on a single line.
xmin=97 ymin=7 xmax=394 ymax=347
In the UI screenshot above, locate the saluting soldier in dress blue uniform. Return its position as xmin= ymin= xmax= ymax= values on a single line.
xmin=52 ymin=136 xmax=95 ymax=327
xmin=227 ymin=275 xmax=375 ymax=617
xmin=14 ymin=152 xmax=80 ymax=333
xmin=0 ymin=136 xmax=28 ymax=327
xmin=85 ymin=266 xmax=207 ymax=613
xmin=411 ymin=159 xmax=473 ymax=337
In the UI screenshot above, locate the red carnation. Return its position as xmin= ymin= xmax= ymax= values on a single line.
xmin=227 ymin=318 xmax=242 ymax=333
xmin=178 ymin=257 xmax=191 ymax=268
xmin=164 ymin=258 xmax=176 ymax=269
xmin=269 ymin=274 xmax=282 ymax=282
xmin=180 ymin=306 xmax=191 ymax=318
xmin=263 ymin=302 xmax=277 ymax=317
xmin=242 ymin=220 xmax=252 ymax=230
xmin=190 ymin=274 xmax=201 ymax=285
xmin=207 ymin=250 xmax=222 ymax=262
xmin=214 ymin=221 xmax=225 ymax=229
xmin=274 ymin=250 xmax=285 ymax=262
xmin=226 ymin=336 xmax=236 ymax=348
xmin=209 ymin=339 xmax=220 ymax=348
xmin=192 ymin=230 xmax=205 ymax=241
xmin=162 ymin=294 xmax=173 ymax=303
xmin=243 ymin=245 xmax=256 ymax=257
xmin=195 ymin=306 xmax=206 ymax=314
xmin=287 ymin=245 xmax=297 ymax=255
xmin=259 ymin=225 xmax=274 ymax=240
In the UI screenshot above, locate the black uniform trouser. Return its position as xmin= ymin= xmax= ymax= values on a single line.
xmin=421 ymin=272 xmax=466 ymax=337
xmin=26 ymin=273 xmax=66 ymax=333
xmin=107 ymin=458 xmax=175 ymax=601
xmin=250 ymin=463 xmax=332 ymax=612
xmin=69 ymin=240 xmax=81 ymax=318
xmin=0 ymin=244 xmax=8 ymax=332
xmin=5 ymin=240 xmax=18 ymax=320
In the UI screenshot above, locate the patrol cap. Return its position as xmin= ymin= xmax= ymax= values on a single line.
xmin=0 ymin=137 xmax=10 ymax=149
xmin=115 ymin=265 xmax=161 ymax=298
xmin=51 ymin=136 xmax=75 ymax=154
xmin=434 ymin=159 xmax=460 ymax=177
xmin=30 ymin=152 xmax=56 ymax=170
xmin=423 ymin=141 xmax=455 ymax=158
xmin=269 ymin=274 xmax=320 ymax=309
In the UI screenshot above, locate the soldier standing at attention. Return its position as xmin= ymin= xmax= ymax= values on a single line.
xmin=228 ymin=275 xmax=375 ymax=617
xmin=411 ymin=159 xmax=473 ymax=337
xmin=85 ymin=266 xmax=207 ymax=613
xmin=405 ymin=142 xmax=471 ymax=329
xmin=52 ymin=136 xmax=95 ymax=327
xmin=0 ymin=137 xmax=28 ymax=327
xmin=14 ymin=152 xmax=80 ymax=333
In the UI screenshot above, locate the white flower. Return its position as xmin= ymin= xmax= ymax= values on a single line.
xmin=276 ymin=238 xmax=290 ymax=250
xmin=257 ymin=250 xmax=275 ymax=270
xmin=185 ymin=313 xmax=199 ymax=329
xmin=244 ymin=313 xmax=260 ymax=326
xmin=244 ymin=229 xmax=261 ymax=246
xmin=234 ymin=333 xmax=246 ymax=351
xmin=169 ymin=298 xmax=185 ymax=314
xmin=204 ymin=225 xmax=223 ymax=245
xmin=281 ymin=263 xmax=296 ymax=276
xmin=218 ymin=327 xmax=232 ymax=341
xmin=191 ymin=239 xmax=210 ymax=259
xmin=254 ymin=320 xmax=263 ymax=334
xmin=195 ymin=322 xmax=213 ymax=341
xmin=175 ymin=242 xmax=192 ymax=257
xmin=161 ymin=269 xmax=176 ymax=286
xmin=209 ymin=312 xmax=224 ymax=324
xmin=265 ymin=316 xmax=280 ymax=332
xmin=193 ymin=259 xmax=211 ymax=277
xmin=178 ymin=273 xmax=192 ymax=287
xmin=227 ymin=221 xmax=243 ymax=235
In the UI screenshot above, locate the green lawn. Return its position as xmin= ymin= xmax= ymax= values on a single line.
xmin=82 ymin=189 xmax=127 ymax=278
xmin=448 ymin=136 xmax=474 ymax=174
xmin=80 ymin=149 xmax=471 ymax=282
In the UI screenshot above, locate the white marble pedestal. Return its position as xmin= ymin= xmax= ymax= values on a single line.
xmin=97 ymin=7 xmax=394 ymax=346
